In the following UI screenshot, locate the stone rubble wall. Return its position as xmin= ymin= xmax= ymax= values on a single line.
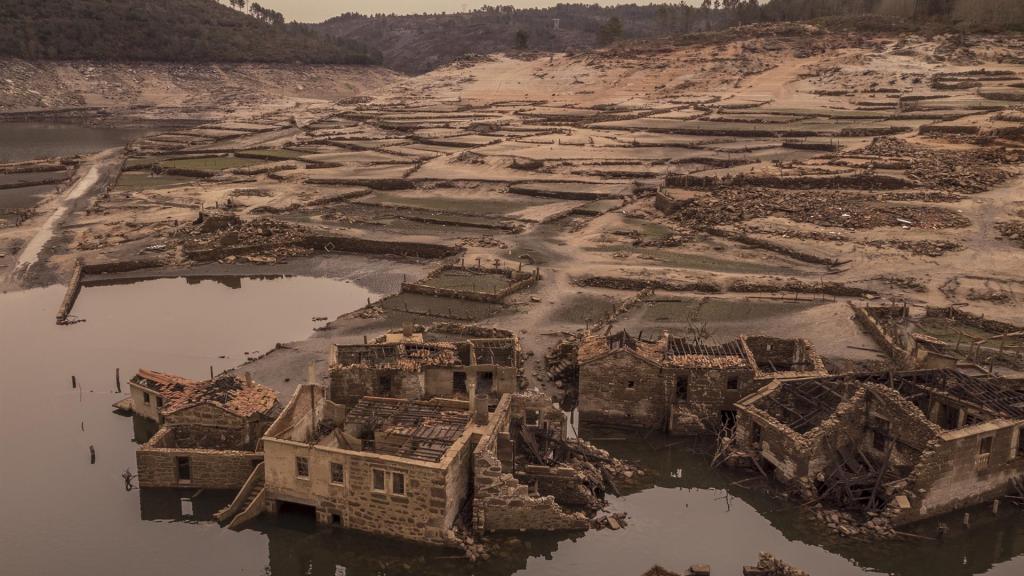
xmin=472 ymin=395 xmax=587 ymax=534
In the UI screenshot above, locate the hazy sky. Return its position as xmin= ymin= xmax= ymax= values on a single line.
xmin=253 ymin=1 xmax=698 ymax=24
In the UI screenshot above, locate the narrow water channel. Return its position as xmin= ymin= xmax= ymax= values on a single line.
xmin=0 ymin=276 xmax=1022 ymax=576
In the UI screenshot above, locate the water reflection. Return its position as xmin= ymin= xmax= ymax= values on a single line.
xmin=139 ymin=489 xmax=235 ymax=523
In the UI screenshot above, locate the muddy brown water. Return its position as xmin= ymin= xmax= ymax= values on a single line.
xmin=0 ymin=122 xmax=155 ymax=162
xmin=2 ymin=275 xmax=1023 ymax=576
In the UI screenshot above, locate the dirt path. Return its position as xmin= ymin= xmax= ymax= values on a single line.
xmin=9 ymin=148 xmax=123 ymax=281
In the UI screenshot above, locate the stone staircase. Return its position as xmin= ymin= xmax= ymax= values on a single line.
xmin=215 ymin=462 xmax=266 ymax=530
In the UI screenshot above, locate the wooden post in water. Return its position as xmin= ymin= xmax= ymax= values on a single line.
xmin=115 ymin=368 xmax=121 ymax=393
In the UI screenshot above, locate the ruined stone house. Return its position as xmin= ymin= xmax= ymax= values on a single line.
xmin=134 ymin=373 xmax=279 ymax=489
xmin=245 ymin=385 xmax=589 ymax=547
xmin=328 ymin=330 xmax=521 ymax=407
xmin=577 ymin=330 xmax=826 ymax=435
xmin=128 ymin=369 xmax=195 ymax=423
xmin=732 ymin=370 xmax=1024 ymax=526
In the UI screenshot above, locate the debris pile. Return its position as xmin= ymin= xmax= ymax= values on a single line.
xmin=857 ymin=137 xmax=1017 ymax=194
xmin=181 ymin=215 xmax=314 ymax=263
xmin=675 ymin=186 xmax=971 ymax=230
xmin=996 ymin=221 xmax=1024 ymax=247
xmin=811 ymin=506 xmax=897 ymax=539
xmin=866 ymin=239 xmax=963 ymax=256
xmin=751 ymin=553 xmax=811 ymax=576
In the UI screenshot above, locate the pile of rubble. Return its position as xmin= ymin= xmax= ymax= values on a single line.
xmin=866 ymin=239 xmax=963 ymax=256
xmin=676 ymin=186 xmax=971 ymax=230
xmin=180 ymin=213 xmax=315 ymax=263
xmin=751 ymin=553 xmax=811 ymax=576
xmin=996 ymin=221 xmax=1024 ymax=247
xmin=857 ymin=137 xmax=1017 ymax=194
xmin=810 ymin=505 xmax=897 ymax=539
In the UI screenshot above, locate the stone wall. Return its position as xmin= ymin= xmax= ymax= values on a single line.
xmin=185 ymin=234 xmax=460 ymax=263
xmin=578 ymin=349 xmax=667 ymax=429
xmin=851 ymin=304 xmax=915 ymax=369
xmin=673 ymin=365 xmax=756 ymax=416
xmin=136 ymin=428 xmax=261 ymax=489
xmin=401 ymin=265 xmax=539 ymax=304
xmin=579 ymin=349 xmax=757 ymax=434
xmin=329 ymin=367 xmax=422 ymax=405
xmin=423 ymin=365 xmax=518 ymax=401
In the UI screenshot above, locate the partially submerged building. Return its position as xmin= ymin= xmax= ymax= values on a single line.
xmin=577 ymin=330 xmax=826 ymax=434
xmin=134 ymin=373 xmax=279 ymax=489
xmin=221 ymin=384 xmax=610 ymax=547
xmin=329 ymin=330 xmax=521 ymax=407
xmin=128 ymin=369 xmax=197 ymax=423
xmin=733 ymin=370 xmax=1024 ymax=525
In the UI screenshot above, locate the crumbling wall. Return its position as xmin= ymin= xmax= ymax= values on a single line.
xmin=803 ymin=389 xmax=870 ymax=479
xmin=137 ymin=428 xmax=260 ymax=489
xmin=472 ymin=450 xmax=588 ymax=533
xmin=519 ymin=464 xmax=603 ymax=510
xmin=857 ymin=384 xmax=940 ymax=470
xmin=578 ymin=349 xmax=667 ymax=429
xmin=510 ymin=391 xmax=566 ymax=439
xmin=329 ymin=366 xmax=422 ymax=405
xmin=924 ymin=306 xmax=1022 ymax=336
xmin=851 ymin=304 xmax=915 ymax=369
xmin=472 ymin=395 xmax=587 ymax=534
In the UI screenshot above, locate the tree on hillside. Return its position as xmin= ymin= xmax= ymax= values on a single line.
xmin=597 ymin=16 xmax=623 ymax=45
xmin=514 ymin=29 xmax=529 ymax=49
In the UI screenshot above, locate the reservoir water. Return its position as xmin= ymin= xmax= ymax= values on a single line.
xmin=0 ymin=121 xmax=155 ymax=162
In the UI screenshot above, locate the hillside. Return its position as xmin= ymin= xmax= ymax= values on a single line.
xmin=0 ymin=0 xmax=380 ymax=64
xmin=320 ymin=1 xmax=1024 ymax=74
xmin=319 ymin=4 xmax=699 ymax=74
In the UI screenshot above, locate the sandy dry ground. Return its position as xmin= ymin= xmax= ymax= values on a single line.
xmin=3 ymin=28 xmax=1024 ymax=391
